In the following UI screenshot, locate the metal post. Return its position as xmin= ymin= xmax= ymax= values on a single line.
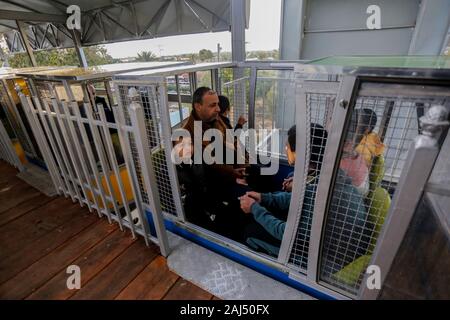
xmin=305 ymin=76 xmax=356 ymax=281
xmin=71 ymin=29 xmax=88 ymax=68
xmin=175 ymin=74 xmax=184 ymax=124
xmin=128 ymin=92 xmax=170 ymax=257
xmin=231 ymin=0 xmax=246 ymax=80
xmin=16 ymin=20 xmax=37 ymax=67
xmin=248 ymin=66 xmax=257 ymax=129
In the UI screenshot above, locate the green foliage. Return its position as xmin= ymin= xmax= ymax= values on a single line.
xmin=135 ymin=50 xmax=158 ymax=62
xmin=198 ymin=49 xmax=214 ymax=62
xmin=6 ymin=45 xmax=115 ymax=68
xmin=246 ymin=49 xmax=279 ymax=60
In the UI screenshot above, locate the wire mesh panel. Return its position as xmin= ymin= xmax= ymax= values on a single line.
xmin=222 ymin=77 xmax=249 ymax=129
xmin=116 ymin=82 xmax=179 ymax=216
xmin=17 ymin=78 xmax=156 ymax=245
xmin=318 ymin=81 xmax=450 ymax=297
xmin=287 ymin=91 xmax=336 ymax=271
xmin=253 ymin=70 xmax=296 ymax=158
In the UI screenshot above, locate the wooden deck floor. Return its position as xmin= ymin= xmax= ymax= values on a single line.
xmin=0 ymin=160 xmax=217 ymax=300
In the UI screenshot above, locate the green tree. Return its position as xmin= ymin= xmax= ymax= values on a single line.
xmin=6 ymin=45 xmax=114 ymax=68
xmin=135 ymin=50 xmax=158 ymax=62
xmin=198 ymin=49 xmax=214 ymax=62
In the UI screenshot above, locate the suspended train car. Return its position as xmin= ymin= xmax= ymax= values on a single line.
xmin=112 ymin=57 xmax=450 ymax=299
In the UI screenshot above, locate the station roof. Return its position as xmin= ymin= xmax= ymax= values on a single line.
xmin=0 ymin=0 xmax=249 ymax=53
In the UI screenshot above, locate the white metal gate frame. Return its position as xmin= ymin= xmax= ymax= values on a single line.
xmin=0 ymin=78 xmax=38 ymax=160
xmin=17 ymin=77 xmax=170 ymax=256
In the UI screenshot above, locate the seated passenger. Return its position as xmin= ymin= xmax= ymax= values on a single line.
xmin=239 ymin=124 xmax=328 ymax=257
xmin=340 ymin=140 xmax=369 ymax=195
xmin=174 ymin=87 xmax=248 ymax=234
xmin=339 ymin=110 xmax=370 ymax=195
xmin=218 ymin=95 xmax=247 ymax=130
xmin=240 ymin=124 xmax=369 ymax=267
xmin=354 ymin=108 xmax=385 ymax=167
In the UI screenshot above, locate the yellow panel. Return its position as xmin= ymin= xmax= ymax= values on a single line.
xmin=13 ymin=140 xmax=27 ymax=164
xmin=86 ymin=166 xmax=134 ymax=209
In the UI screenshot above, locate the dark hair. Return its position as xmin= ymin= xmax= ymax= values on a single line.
xmin=287 ymin=123 xmax=328 ymax=168
xmin=358 ymin=108 xmax=377 ymax=133
xmin=192 ymin=86 xmax=213 ymax=109
xmin=218 ymin=95 xmax=230 ymax=114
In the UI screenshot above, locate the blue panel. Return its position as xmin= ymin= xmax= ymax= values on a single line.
xmin=25 ymin=155 xmax=47 ymax=170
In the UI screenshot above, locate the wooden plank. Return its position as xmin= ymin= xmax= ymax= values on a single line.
xmin=0 ymin=197 xmax=82 ymax=259
xmin=26 ymin=229 xmax=136 ymax=300
xmin=211 ymin=296 xmax=221 ymax=300
xmin=0 ymin=193 xmax=54 ymax=227
xmin=70 ymin=240 xmax=159 ymax=300
xmin=0 ymin=219 xmax=117 ymax=299
xmin=0 ymin=180 xmax=41 ymax=213
xmin=115 ymin=256 xmax=179 ymax=300
xmin=0 ymin=209 xmax=98 ymax=284
xmin=163 ymin=278 xmax=213 ymax=300
xmin=0 ymin=161 xmax=19 ymax=183
xmin=0 ymin=175 xmax=23 ymax=190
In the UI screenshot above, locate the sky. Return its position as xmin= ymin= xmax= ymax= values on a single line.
xmin=104 ymin=0 xmax=282 ymax=58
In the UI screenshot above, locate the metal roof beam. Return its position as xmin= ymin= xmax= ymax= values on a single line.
xmin=16 ymin=20 xmax=37 ymax=66
xmin=139 ymin=0 xmax=171 ymax=37
xmin=0 ymin=10 xmax=67 ymax=23
xmin=41 ymin=0 xmax=67 ymax=14
xmin=1 ymin=0 xmax=44 ymax=14
xmin=183 ymin=0 xmax=209 ymax=30
xmin=100 ymin=11 xmax=135 ymax=36
xmin=187 ymin=0 xmax=229 ymax=25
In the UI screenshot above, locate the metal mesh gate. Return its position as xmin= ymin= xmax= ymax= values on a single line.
xmin=115 ymin=80 xmax=183 ymax=218
xmin=318 ymin=82 xmax=449 ymax=296
xmin=287 ymin=92 xmax=336 ymax=271
xmin=17 ymin=78 xmax=169 ymax=254
xmin=222 ymin=77 xmax=249 ymax=129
